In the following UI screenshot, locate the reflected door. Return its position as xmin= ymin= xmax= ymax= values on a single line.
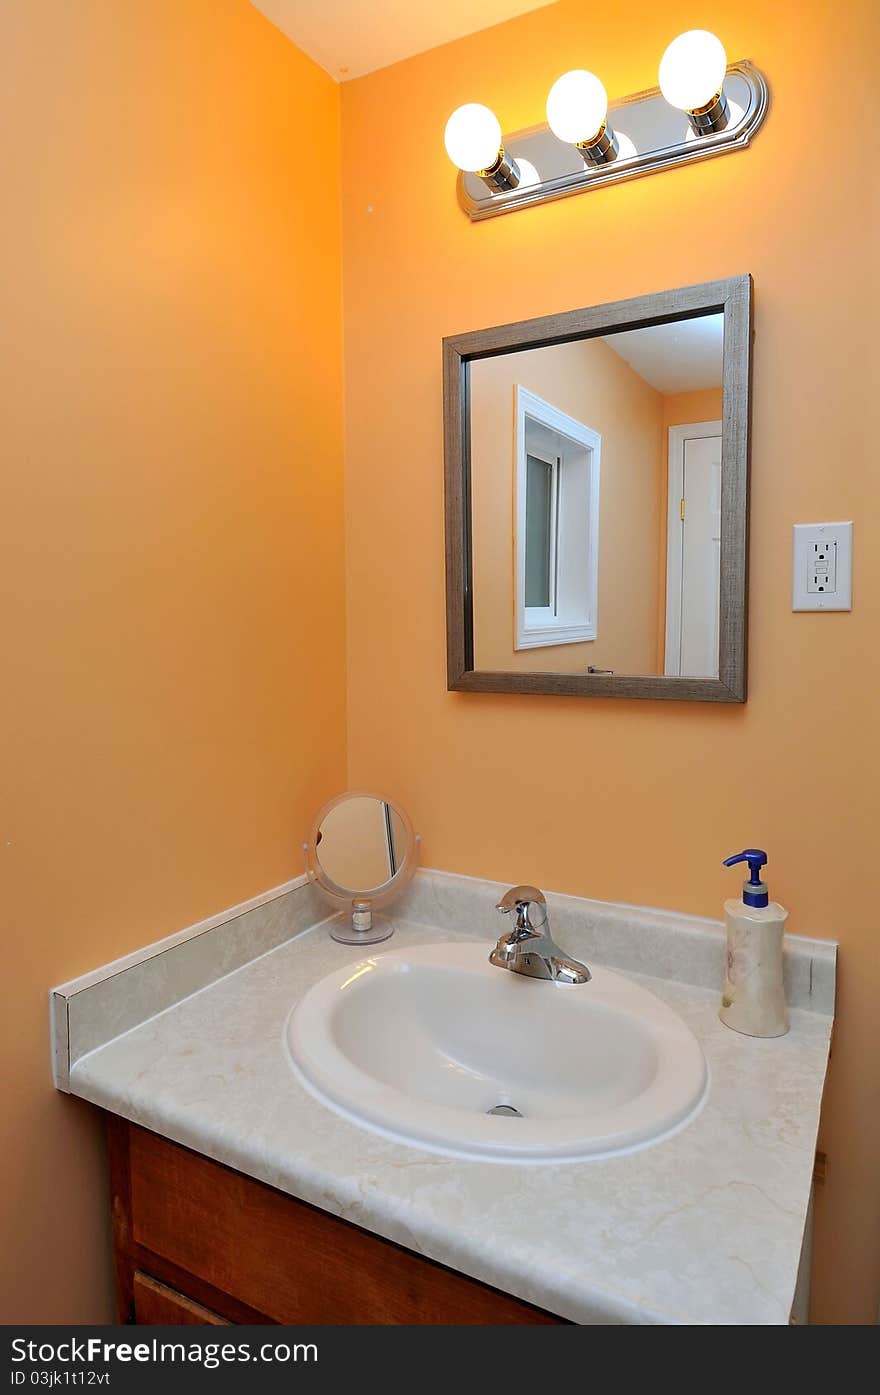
xmin=665 ymin=422 xmax=722 ymax=678
xmin=680 ymin=434 xmax=722 ymax=675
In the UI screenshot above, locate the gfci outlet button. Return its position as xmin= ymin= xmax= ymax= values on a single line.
xmin=792 ymin=521 xmax=853 ymax=611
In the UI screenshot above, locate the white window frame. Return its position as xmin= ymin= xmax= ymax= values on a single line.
xmin=515 ymin=386 xmax=601 ymax=651
xmin=664 ymin=419 xmax=722 ymax=675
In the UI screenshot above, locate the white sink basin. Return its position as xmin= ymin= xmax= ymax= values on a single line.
xmin=284 ymin=942 xmax=707 ymax=1163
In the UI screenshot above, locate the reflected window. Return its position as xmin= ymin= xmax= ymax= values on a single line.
xmin=524 ymin=452 xmax=555 ymax=609
xmin=516 ymin=387 xmax=601 ymax=650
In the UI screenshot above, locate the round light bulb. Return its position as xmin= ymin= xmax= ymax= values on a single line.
xmin=659 ymin=30 xmax=727 ymax=112
xmin=546 ymin=70 xmax=609 ymax=145
xmin=444 ymin=103 xmax=502 ymax=173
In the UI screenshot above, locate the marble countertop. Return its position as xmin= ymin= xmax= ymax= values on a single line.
xmin=68 ymin=912 xmax=832 ymax=1325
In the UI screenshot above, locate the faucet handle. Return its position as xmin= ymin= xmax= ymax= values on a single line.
xmin=495 ymin=884 xmax=546 ymax=913
xmin=495 ymin=885 xmax=547 ymax=933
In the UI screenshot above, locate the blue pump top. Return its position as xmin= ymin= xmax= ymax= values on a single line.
xmin=723 ymin=848 xmax=769 ymax=908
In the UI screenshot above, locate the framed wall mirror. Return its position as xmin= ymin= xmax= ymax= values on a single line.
xmin=443 ymin=276 xmax=752 ymax=702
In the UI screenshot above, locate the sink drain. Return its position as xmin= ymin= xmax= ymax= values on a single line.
xmin=486 ymin=1103 xmax=523 ymax=1117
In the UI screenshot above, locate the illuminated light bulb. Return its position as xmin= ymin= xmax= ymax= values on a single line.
xmin=546 ymin=70 xmax=608 ymax=144
xmin=659 ymin=30 xmax=729 ymax=133
xmin=545 ymin=69 xmax=618 ymax=166
xmin=443 ymin=103 xmax=521 ymax=193
xmin=444 ymin=103 xmax=503 ymax=173
xmin=659 ymin=30 xmax=727 ymax=110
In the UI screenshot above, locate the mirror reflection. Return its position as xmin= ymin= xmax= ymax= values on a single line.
xmin=470 ymin=312 xmax=724 ymax=678
xmin=315 ymin=795 xmax=409 ymax=894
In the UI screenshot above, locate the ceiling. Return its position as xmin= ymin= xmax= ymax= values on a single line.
xmin=250 ymin=0 xmax=559 ymax=81
xmin=603 ymin=315 xmax=724 ymax=395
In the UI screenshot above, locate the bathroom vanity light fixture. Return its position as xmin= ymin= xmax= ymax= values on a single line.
xmin=447 ymin=31 xmax=767 ymax=220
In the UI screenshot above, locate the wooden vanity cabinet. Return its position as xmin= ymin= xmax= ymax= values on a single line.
xmin=107 ymin=1117 xmax=564 ymax=1326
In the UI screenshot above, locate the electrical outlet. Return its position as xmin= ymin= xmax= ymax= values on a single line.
xmin=793 ymin=522 xmax=852 ymax=611
xmin=806 ymin=538 xmax=837 ymax=594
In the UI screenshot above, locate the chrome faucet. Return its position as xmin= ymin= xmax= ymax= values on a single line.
xmin=490 ymin=885 xmax=591 ymax=985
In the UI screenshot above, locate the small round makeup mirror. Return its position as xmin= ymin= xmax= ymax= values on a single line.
xmin=303 ymin=792 xmax=419 ymax=945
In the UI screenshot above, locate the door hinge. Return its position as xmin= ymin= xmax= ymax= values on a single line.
xmin=813 ymin=1150 xmax=827 ymax=1186
xmin=679 ymin=497 xmax=686 ymax=522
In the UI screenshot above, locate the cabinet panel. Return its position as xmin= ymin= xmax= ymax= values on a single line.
xmin=119 ymin=1122 xmax=560 ymax=1325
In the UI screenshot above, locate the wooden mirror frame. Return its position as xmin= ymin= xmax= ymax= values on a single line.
xmin=443 ymin=275 xmax=752 ymax=702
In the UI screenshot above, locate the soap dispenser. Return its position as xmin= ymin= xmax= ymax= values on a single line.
xmin=720 ymin=850 xmax=789 ymax=1038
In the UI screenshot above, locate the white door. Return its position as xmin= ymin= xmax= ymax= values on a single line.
xmin=665 ymin=422 xmax=722 ymax=678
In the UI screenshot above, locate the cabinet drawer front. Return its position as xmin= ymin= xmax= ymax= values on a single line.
xmin=133 ymin=1272 xmax=228 ymax=1325
xmin=127 ymin=1126 xmax=558 ymax=1325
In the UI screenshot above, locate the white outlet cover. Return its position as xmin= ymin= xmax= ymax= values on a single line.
xmin=792 ymin=521 xmax=853 ymax=611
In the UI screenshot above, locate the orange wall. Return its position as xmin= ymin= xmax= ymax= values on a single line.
xmin=0 ymin=1 xmax=345 ymax=1321
xmin=663 ymin=388 xmax=723 ymax=430
xmin=341 ymin=0 xmax=880 ymax=1323
xmin=471 ymin=340 xmax=665 ymax=673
